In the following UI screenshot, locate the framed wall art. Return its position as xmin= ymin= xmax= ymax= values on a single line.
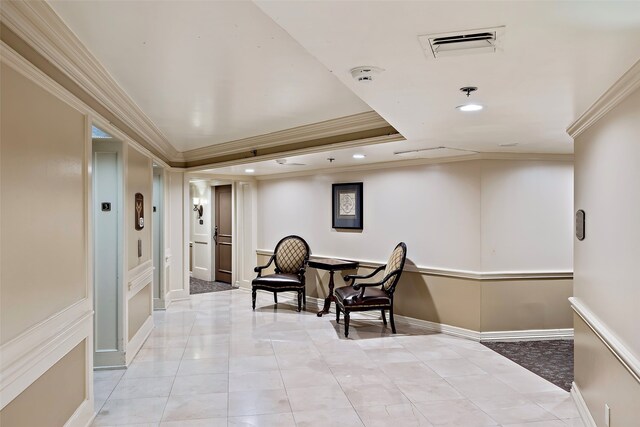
xmin=332 ymin=182 xmax=363 ymax=230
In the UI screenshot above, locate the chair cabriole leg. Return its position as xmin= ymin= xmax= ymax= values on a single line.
xmin=344 ymin=311 xmax=350 ymax=338
xmin=381 ymin=310 xmax=387 ymax=325
xmin=252 ymin=289 xmax=256 ymax=310
xmin=390 ymin=305 xmax=396 ymax=334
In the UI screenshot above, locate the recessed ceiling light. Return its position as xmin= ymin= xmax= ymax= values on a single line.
xmin=244 ymin=168 xmax=255 ymax=173
xmin=457 ymin=103 xmax=484 ymax=112
xmin=499 ymin=142 xmax=519 ymax=147
xmin=353 ymin=154 xmax=366 ymax=159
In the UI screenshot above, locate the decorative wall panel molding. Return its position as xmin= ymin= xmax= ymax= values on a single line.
xmin=0 ymin=299 xmax=93 ymax=409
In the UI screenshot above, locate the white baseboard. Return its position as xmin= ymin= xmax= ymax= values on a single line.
xmin=167 ymin=289 xmax=190 ymax=302
xmin=64 ymin=398 xmax=95 ymax=427
xmin=571 ymin=382 xmax=597 ymax=427
xmin=153 ymin=297 xmax=168 ymax=310
xmin=394 ymin=315 xmax=573 ymax=342
xmin=125 ymin=316 xmax=154 ymax=366
xmin=249 ymin=289 xmax=573 ymax=342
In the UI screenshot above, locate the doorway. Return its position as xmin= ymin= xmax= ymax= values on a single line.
xmin=92 ymin=126 xmax=125 ymax=368
xmin=214 ymin=185 xmax=232 ymax=283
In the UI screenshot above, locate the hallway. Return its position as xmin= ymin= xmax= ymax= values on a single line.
xmin=93 ymin=290 xmax=582 ymax=426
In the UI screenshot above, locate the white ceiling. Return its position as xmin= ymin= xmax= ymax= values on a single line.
xmin=49 ymin=0 xmax=640 ymax=163
xmin=48 ymin=0 xmax=371 ymax=152
xmin=255 ymin=0 xmax=640 ymax=154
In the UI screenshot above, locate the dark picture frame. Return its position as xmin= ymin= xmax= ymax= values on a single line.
xmin=332 ymin=182 xmax=363 ymax=230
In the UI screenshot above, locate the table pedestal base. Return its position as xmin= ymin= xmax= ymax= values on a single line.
xmin=317 ymin=270 xmax=336 ymax=317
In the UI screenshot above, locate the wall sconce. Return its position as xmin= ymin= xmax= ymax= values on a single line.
xmin=193 ymin=197 xmax=203 ymax=219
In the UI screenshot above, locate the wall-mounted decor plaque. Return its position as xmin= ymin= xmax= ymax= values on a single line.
xmin=135 ymin=193 xmax=144 ymax=230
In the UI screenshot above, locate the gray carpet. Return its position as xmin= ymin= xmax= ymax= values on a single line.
xmin=482 ymin=339 xmax=574 ymax=391
xmin=190 ymin=277 xmax=236 ymax=294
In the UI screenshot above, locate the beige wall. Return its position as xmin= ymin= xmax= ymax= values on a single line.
xmin=0 ymin=341 xmax=86 ymax=427
xmin=256 ymin=254 xmax=572 ymax=332
xmin=257 ymin=159 xmax=573 ymax=274
xmin=129 ymin=284 xmax=152 ymax=339
xmin=127 ymin=146 xmax=152 ymax=270
xmin=574 ymin=315 xmax=640 ymax=426
xmin=481 ymin=280 xmax=573 ymax=332
xmin=0 ymin=63 xmax=87 ymax=344
xmin=574 ymin=81 xmax=640 ymax=424
xmin=574 ymin=86 xmax=640 ymax=357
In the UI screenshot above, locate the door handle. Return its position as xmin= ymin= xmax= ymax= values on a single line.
xmin=213 ymin=226 xmax=218 ymax=244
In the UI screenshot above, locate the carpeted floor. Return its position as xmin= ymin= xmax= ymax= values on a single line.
xmin=482 ymin=339 xmax=574 ymax=391
xmin=189 ymin=277 xmax=236 ymax=294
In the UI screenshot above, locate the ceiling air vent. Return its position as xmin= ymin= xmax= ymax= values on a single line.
xmin=418 ymin=26 xmax=505 ymax=59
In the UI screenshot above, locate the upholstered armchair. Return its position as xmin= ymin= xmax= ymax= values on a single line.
xmin=335 ymin=242 xmax=407 ymax=337
xmin=252 ymin=235 xmax=310 ymax=312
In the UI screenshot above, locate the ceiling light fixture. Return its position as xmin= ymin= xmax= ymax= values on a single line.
xmin=245 ymin=168 xmax=255 ymax=173
xmin=456 ymin=86 xmax=484 ymax=112
xmin=352 ymin=154 xmax=366 ymax=159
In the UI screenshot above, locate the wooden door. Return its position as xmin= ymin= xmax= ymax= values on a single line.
xmin=214 ymin=185 xmax=232 ymax=283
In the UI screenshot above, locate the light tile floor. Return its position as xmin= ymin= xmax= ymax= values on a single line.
xmin=93 ymin=289 xmax=584 ymax=427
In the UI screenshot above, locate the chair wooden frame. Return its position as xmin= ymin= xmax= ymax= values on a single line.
xmin=335 ymin=242 xmax=407 ymax=337
xmin=252 ymin=235 xmax=310 ymax=312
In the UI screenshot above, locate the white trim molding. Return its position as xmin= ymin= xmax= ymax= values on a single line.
xmin=125 ymin=316 xmax=154 ymax=366
xmin=250 ymin=289 xmax=573 ymax=342
xmin=0 ymin=299 xmax=93 ymax=409
xmin=0 ymin=0 xmax=179 ymax=162
xmin=183 ymin=111 xmax=395 ymax=162
xmin=567 ymin=58 xmax=640 ymax=139
xmin=167 ymin=289 xmax=191 ymax=302
xmin=127 ymin=262 xmax=154 ymax=298
xmin=257 ymin=250 xmax=573 ymax=281
xmin=570 ymin=297 xmax=640 ymax=383
xmin=63 ymin=398 xmax=95 ymax=427
xmin=571 ymin=382 xmax=597 ymax=427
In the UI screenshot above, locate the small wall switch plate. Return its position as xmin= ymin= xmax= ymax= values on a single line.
xmin=605 ymin=403 xmax=610 ymax=427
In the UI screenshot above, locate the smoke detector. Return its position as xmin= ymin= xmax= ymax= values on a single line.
xmin=350 ymin=66 xmax=384 ymax=82
xmin=418 ymin=26 xmax=505 ymax=59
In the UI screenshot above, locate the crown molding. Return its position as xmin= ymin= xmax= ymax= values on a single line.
xmin=567 ymin=58 xmax=640 ymax=139
xmin=182 ymin=111 xmax=392 ymax=162
xmin=0 ymin=0 xmax=180 ymax=162
xmin=254 ymin=152 xmax=574 ymax=181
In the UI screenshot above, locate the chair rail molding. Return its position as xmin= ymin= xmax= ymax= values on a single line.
xmin=256 ymin=250 xmax=574 ymax=281
xmin=570 ymin=297 xmax=640 ymax=384
xmin=567 ymin=58 xmax=640 ymax=139
xmin=127 ymin=260 xmax=155 ymax=298
xmin=0 ymin=299 xmax=93 ymax=409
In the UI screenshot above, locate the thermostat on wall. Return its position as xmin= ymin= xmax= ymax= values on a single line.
xmin=576 ymin=210 xmax=585 ymax=241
